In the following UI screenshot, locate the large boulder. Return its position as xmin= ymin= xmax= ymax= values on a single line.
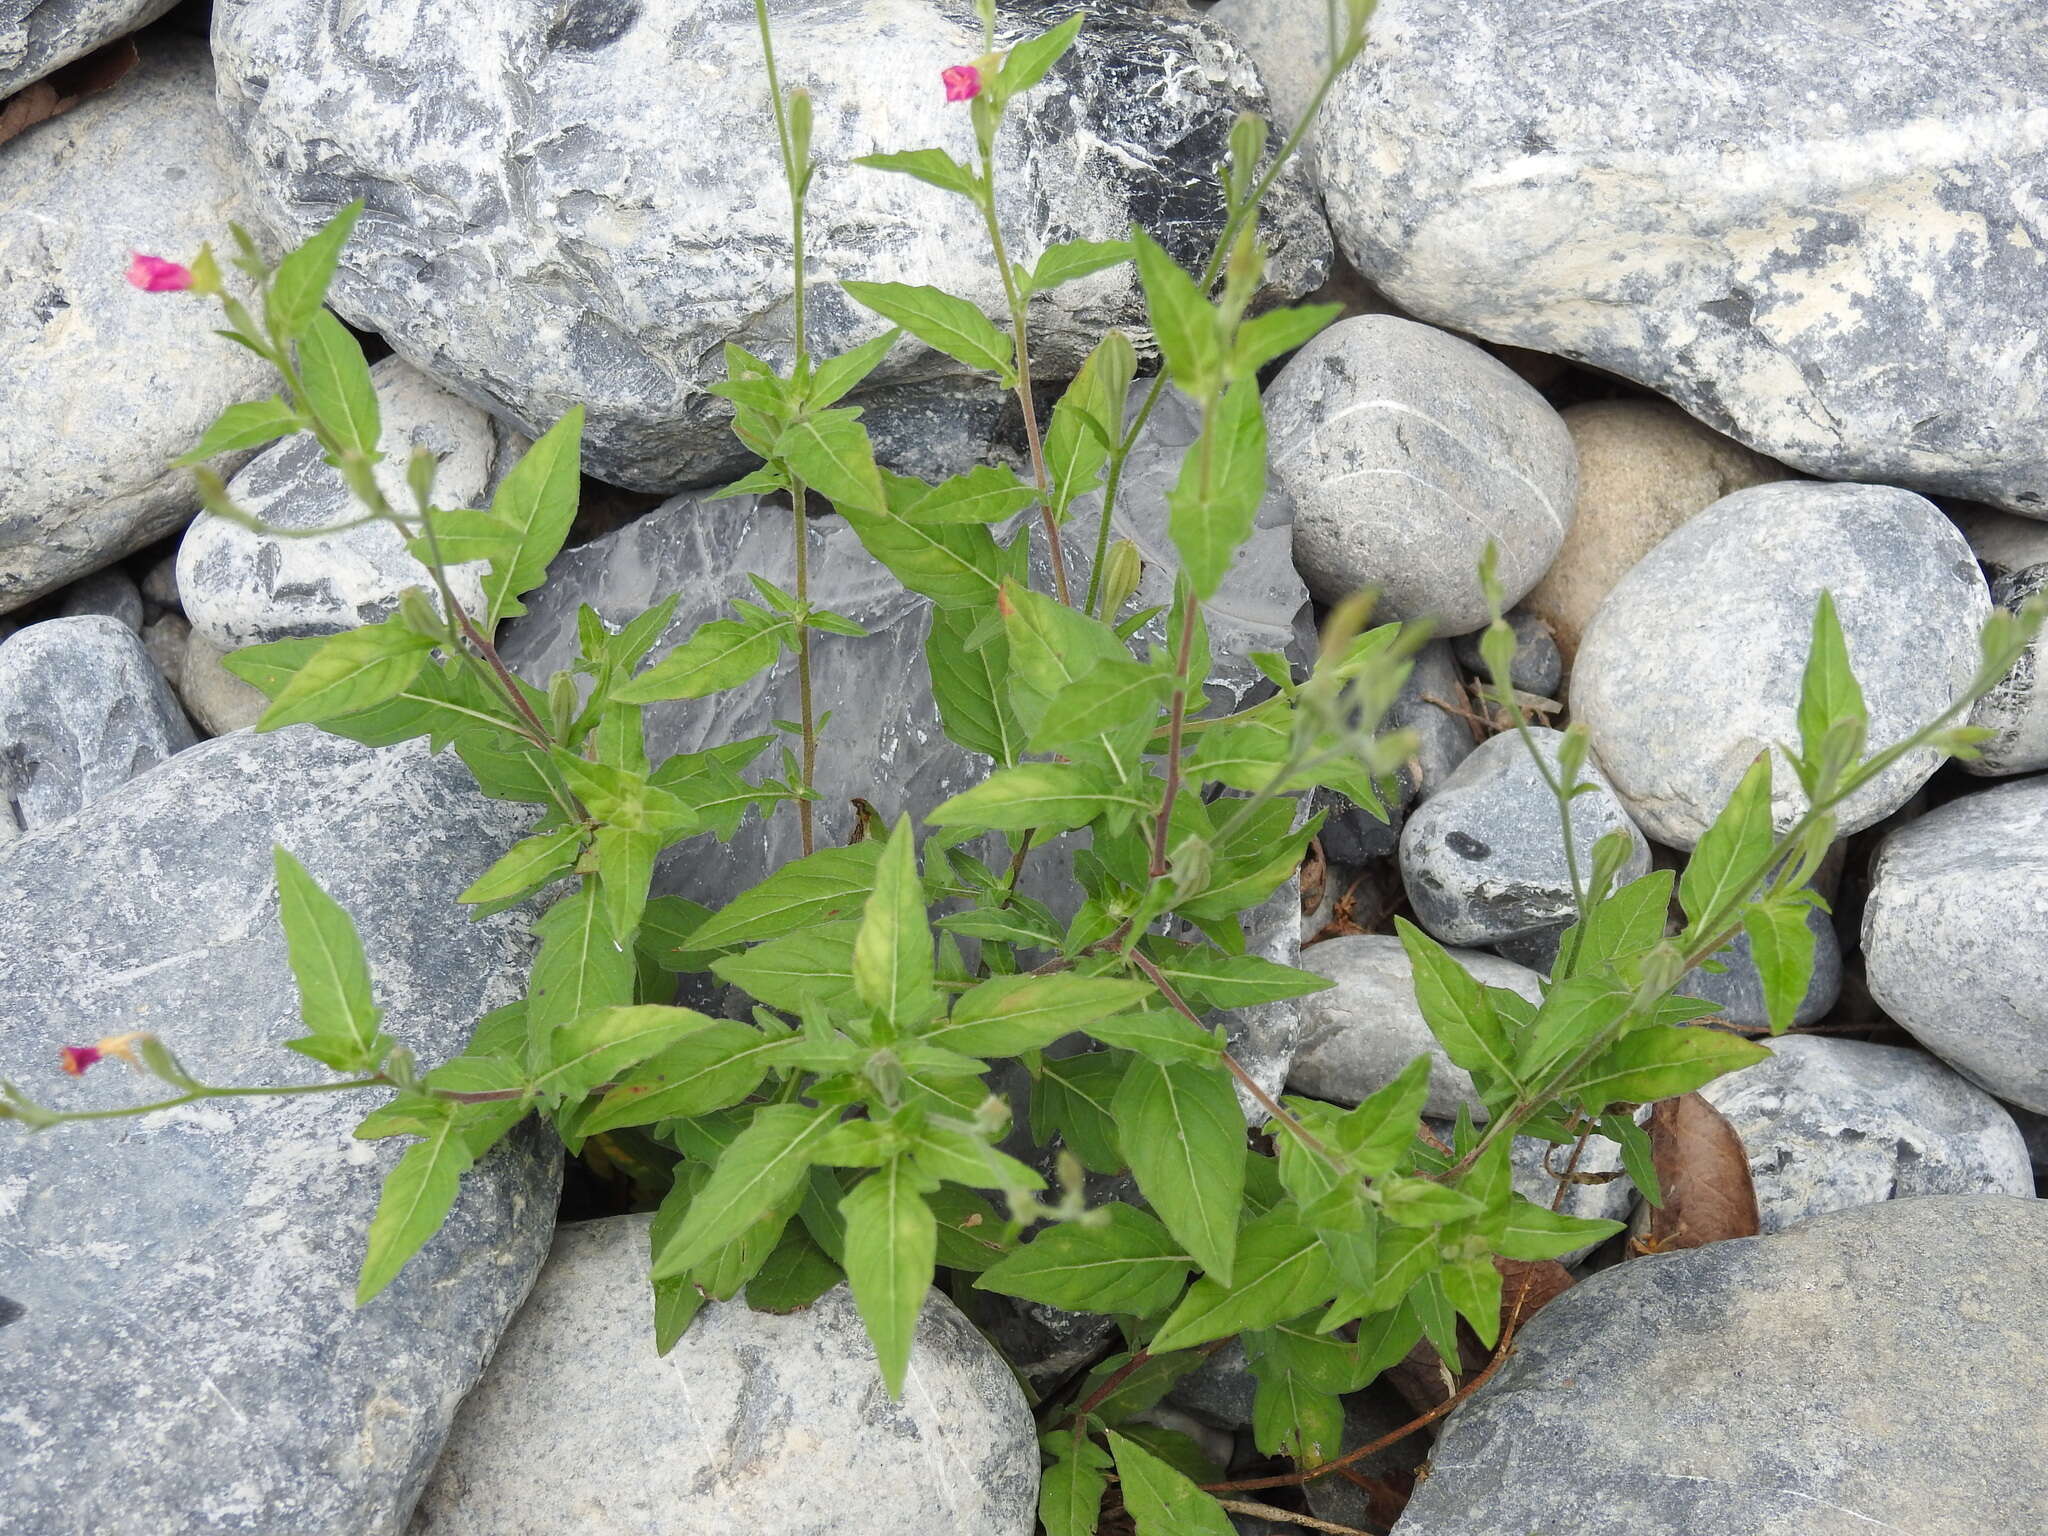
xmin=0 ymin=0 xmax=177 ymax=95
xmin=410 ymin=1215 xmax=1039 ymax=1535
xmin=1317 ymin=0 xmax=2048 ymax=516
xmin=1573 ymin=481 xmax=1989 ymax=848
xmin=1863 ymin=775 xmax=2048 ymax=1115
xmin=212 ymin=0 xmax=1329 ymax=490
xmin=0 ymin=35 xmax=270 ymax=613
xmin=1393 ymin=1195 xmax=2048 ymax=1536
xmin=0 ymin=728 xmax=557 ymax=1535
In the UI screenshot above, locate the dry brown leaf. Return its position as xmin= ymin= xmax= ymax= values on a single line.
xmin=0 ymin=39 xmax=138 ymax=148
xmin=1634 ymin=1091 xmax=1761 ymax=1254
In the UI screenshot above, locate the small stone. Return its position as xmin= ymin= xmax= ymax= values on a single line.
xmin=1452 ymin=609 xmax=1562 ymax=700
xmin=1 ymin=727 xmax=555 ymax=1534
xmin=55 ymin=567 xmax=143 ymax=632
xmin=0 ymin=0 xmax=178 ymax=94
xmin=1518 ymin=401 xmax=1788 ymax=662
xmin=0 ymin=615 xmax=195 ymax=828
xmin=1864 ymin=776 xmax=2048 ymax=1115
xmin=1399 ymin=726 xmax=1649 ymax=958
xmin=1166 ymin=1338 xmax=1260 ymax=1431
xmin=141 ymin=550 xmax=181 ymax=609
xmin=175 ymin=627 xmax=271 ymax=736
xmin=140 ymin=610 xmax=190 ymax=689
xmin=178 ymin=359 xmax=511 ymax=650
xmin=1301 ymin=1384 xmax=1428 ymax=1532
xmin=412 ymin=1217 xmax=1038 ymax=1536
xmin=1698 ymin=1034 xmax=2031 ymax=1235
xmin=1573 ymin=481 xmax=1990 ymax=849
xmin=1265 ymin=315 xmax=1577 ymax=633
xmin=1947 ymin=501 xmax=2048 ymax=584
xmin=1392 ymin=1196 xmax=2048 ymax=1536
xmin=1965 ymin=561 xmax=2048 ymax=777
xmin=1677 ymin=898 xmax=1840 ymax=1030
xmin=0 ymin=36 xmax=271 ymax=613
xmin=1291 ymin=933 xmax=1544 ymax=1120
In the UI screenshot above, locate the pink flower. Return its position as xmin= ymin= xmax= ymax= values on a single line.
xmin=59 ymin=1045 xmax=103 ymax=1077
xmin=125 ymin=253 xmax=194 ymax=293
xmin=942 ymin=64 xmax=982 ymax=102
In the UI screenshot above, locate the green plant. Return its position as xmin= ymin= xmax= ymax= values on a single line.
xmin=10 ymin=4 xmax=2042 ymax=1532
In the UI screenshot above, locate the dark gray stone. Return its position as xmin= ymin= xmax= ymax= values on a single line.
xmin=1863 ymin=775 xmax=2048 ymax=1115
xmin=1265 ymin=315 xmax=1577 ymax=633
xmin=140 ymin=610 xmax=189 ymax=688
xmin=1451 ymin=609 xmax=1561 ymax=701
xmin=1678 ymin=898 xmax=1840 ymax=1030
xmin=0 ymin=0 xmax=178 ymax=94
xmin=1303 ymin=1384 xmax=1426 ymax=1532
xmin=1393 ymin=1196 xmax=2048 ymax=1536
xmin=1966 ymin=561 xmax=2048 ymax=776
xmin=141 ymin=550 xmax=181 ymax=609
xmin=1948 ymin=502 xmax=2048 ymax=584
xmin=213 ymin=0 xmax=1328 ymax=491
xmin=0 ymin=727 xmax=556 ymax=1535
xmin=0 ymin=615 xmax=195 ymax=830
xmin=56 ymin=567 xmax=143 ymax=632
xmin=410 ymin=1218 xmax=1038 ymax=1536
xmin=1318 ymin=0 xmax=2048 ymax=516
xmin=0 ymin=36 xmax=271 ymax=614
xmin=1399 ymin=726 xmax=1648 ymax=957
xmin=1574 ymin=481 xmax=1990 ymax=849
xmin=1698 ymin=1034 xmax=2031 ymax=1234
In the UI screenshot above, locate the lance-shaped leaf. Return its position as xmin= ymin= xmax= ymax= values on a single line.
xmin=840 ymin=1156 xmax=937 ymax=1399
xmin=688 ymin=841 xmax=883 ymax=948
xmin=1572 ymin=1025 xmax=1771 ymax=1112
xmin=1130 ymin=227 xmax=1223 ymax=394
xmin=525 ymin=881 xmax=636 ymax=1062
xmin=1149 ymin=1214 xmax=1338 ymax=1351
xmin=257 ymin=622 xmax=436 ymax=730
xmin=1795 ymin=590 xmax=1869 ymax=792
xmin=298 ymin=308 xmax=381 ymax=459
xmin=853 ymin=147 xmax=978 ymax=198
xmin=837 ymin=472 xmax=1005 ymax=609
xmin=978 ymin=1203 xmax=1192 ymax=1315
xmin=925 ymin=974 xmax=1153 ymax=1057
xmin=711 ymin=921 xmax=860 ymax=1015
xmin=927 ymin=760 xmax=1149 ymax=834
xmin=1044 ymin=331 xmax=1138 ymax=513
xmin=529 ymin=1003 xmax=712 ymax=1101
xmin=579 ymin=1020 xmax=796 ymax=1134
xmin=927 ymin=602 xmax=1022 ymax=765
xmin=474 ymin=407 xmax=585 ymax=628
xmin=1395 ymin=917 xmax=1522 ymax=1093
xmin=173 ymin=397 xmax=305 ymax=467
xmin=1167 ymin=378 xmax=1267 ymax=601
xmin=1031 ymin=237 xmax=1134 ymax=295
xmin=1113 ymin=1056 xmax=1245 ymax=1285
xmin=840 ymin=280 xmax=1014 ymax=380
xmin=267 ymin=199 xmax=362 ymax=341
xmin=274 ymin=847 xmax=390 ymax=1072
xmin=459 ymin=827 xmax=584 ymax=908
xmin=1743 ymin=897 xmax=1819 ymax=1036
xmin=613 ymin=613 xmax=790 ymax=703
xmin=853 ymin=817 xmax=937 ymax=1027
xmin=1679 ymin=752 xmax=1775 ymax=931
xmin=903 ymin=465 xmax=1040 ymax=525
xmin=1107 ymin=1432 xmax=1236 ymax=1536
xmin=1039 ymin=1432 xmax=1110 ymax=1536
xmin=999 ymin=11 xmax=1086 ymax=94
xmin=357 ymin=1108 xmax=472 ymax=1303
xmin=1496 ymin=1197 xmax=1626 ymax=1261
xmin=652 ymin=1104 xmax=837 ymax=1279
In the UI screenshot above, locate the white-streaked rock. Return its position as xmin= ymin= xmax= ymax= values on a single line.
xmin=1205 ymin=0 xmax=1333 ymax=137
xmin=1966 ymin=561 xmax=2048 ymax=776
xmin=1265 ymin=315 xmax=1576 ymax=632
xmin=411 ymin=1216 xmax=1038 ymax=1536
xmin=1574 ymin=481 xmax=1989 ymax=848
xmin=0 ymin=0 xmax=178 ymax=94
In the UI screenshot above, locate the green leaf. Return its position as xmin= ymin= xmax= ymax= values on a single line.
xmin=1139 ymin=941 xmax=1332 ymax=1011
xmin=530 ymin=1004 xmax=712 ymax=1102
xmin=1031 ymin=658 xmax=1174 ymax=754
xmin=651 ymin=1104 xmax=836 ymax=1279
xmin=1131 ymin=227 xmax=1222 ymax=394
xmin=840 ymin=281 xmax=1013 ymax=380
xmin=1045 ymin=330 xmax=1138 ymax=518
xmin=1796 ymin=590 xmax=1869 ymax=789
xmin=978 ymin=1204 xmax=1192 ymax=1315
xmin=1380 ymin=1174 xmax=1486 ymax=1228
xmin=1031 ymin=237 xmax=1133 ymax=295
xmin=1232 ymin=302 xmax=1343 ymax=374
xmin=1107 ymin=1431 xmax=1236 ymax=1536
xmin=688 ymin=842 xmax=883 ymax=948
xmin=1333 ymin=1052 xmax=1432 ymax=1177
xmin=1167 ymin=378 xmax=1267 ymax=601
xmin=1031 ymin=1051 xmax=1128 ymax=1174
xmin=854 ymin=817 xmax=936 ymax=1026
xmin=257 ymin=622 xmax=435 ymax=730
xmin=475 ymin=407 xmax=586 ymax=627
xmin=1000 ymin=11 xmax=1086 ymax=94
xmin=1679 ymin=752 xmax=1775 ymax=930
xmin=172 ymin=397 xmax=304 ymax=466
xmin=273 ymin=847 xmax=390 ymax=1072
xmin=904 ymin=465 xmax=1040 ymax=525
xmin=1601 ymin=1109 xmax=1663 ymax=1208
xmin=775 ymin=408 xmax=888 ymax=513
xmin=927 ymin=602 xmax=1022 ymax=765
xmin=926 ymin=974 xmax=1153 ymax=1056
xmin=357 ymin=1109 xmax=471 ymax=1303
xmin=837 ymin=475 xmax=1005 ymax=609
xmin=840 ymin=1157 xmax=937 ymax=1398
xmin=1150 ymin=1214 xmax=1338 ymax=1351
xmin=267 ymin=200 xmax=362 ymax=342
xmin=1113 ymin=1057 xmax=1245 ymax=1285
xmin=1394 ymin=918 xmax=1522 ymax=1092
xmin=580 ymin=1020 xmax=795 ymax=1134
xmin=459 ymin=828 xmax=584 ymax=908
xmin=927 ymin=760 xmax=1147 ymax=834
xmin=297 ymin=308 xmax=382 ymax=458
xmin=1441 ymin=1253 xmax=1505 ymax=1348
xmin=745 ymin=1222 xmax=843 ymax=1313
xmin=1574 ymin=1025 xmax=1772 ymax=1111
xmin=853 ymin=147 xmax=979 ymax=198
xmin=1250 ymin=1365 xmax=1344 ymax=1466
xmin=997 ymin=578 xmax=1145 ymax=771
xmin=1565 ymin=870 xmax=1676 ymax=975
xmin=712 ymin=921 xmax=860 ymax=1014
xmin=1082 ymin=1009 xmax=1222 ymax=1066
xmin=649 ymin=1165 xmax=707 ymax=1351
xmin=525 ymin=882 xmax=636 ymax=1063
xmin=1496 ymin=1197 xmax=1626 ymax=1261
xmin=808 ymin=328 xmax=903 ymax=410
xmin=1743 ymin=899 xmax=1818 ymax=1036
xmin=1039 ymin=1432 xmax=1111 ymax=1536
xmin=613 ymin=615 xmax=789 ymax=703
xmin=1518 ymin=973 xmax=1635 ymax=1081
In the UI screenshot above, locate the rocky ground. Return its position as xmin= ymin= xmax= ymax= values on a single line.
xmin=3 ymin=1 xmax=2045 ymax=1534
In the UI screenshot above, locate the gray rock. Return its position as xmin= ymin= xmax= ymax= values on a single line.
xmin=1400 ymin=726 xmax=1649 ymax=958
xmin=0 ymin=37 xmax=271 ymax=614
xmin=213 ymin=0 xmax=1328 ymax=491
xmin=1166 ymin=1338 xmax=1259 ymax=1431
xmin=179 ymin=359 xmax=516 ymax=650
xmin=140 ymin=609 xmax=189 ymax=687
xmin=1678 ymin=899 xmax=1840 ymax=1030
xmin=411 ymin=1216 xmax=1037 ymax=1536
xmin=970 ymin=1292 xmax=1123 ymax=1392
xmin=1291 ymin=933 xmax=1543 ymax=1120
xmin=1698 ymin=1034 xmax=2031 ymax=1235
xmin=0 ymin=0 xmax=177 ymax=94
xmin=1452 ymin=609 xmax=1561 ymax=701
xmin=56 ymin=567 xmax=143 ymax=632
xmin=1317 ymin=1 xmax=2048 ymax=517
xmin=0 ymin=727 xmax=556 ymax=1536
xmin=1393 ymin=1195 xmax=2048 ymax=1536
xmin=141 ymin=550 xmax=180 ymax=609
xmin=2009 ymin=1102 xmax=2048 ymax=1175
xmin=1302 ymin=1385 xmax=1426 ymax=1532
xmin=1392 ymin=638 xmax=1476 ymax=801
xmin=1864 ymin=776 xmax=2048 ymax=1115
xmin=1265 ymin=315 xmax=1577 ymax=632
xmin=1947 ymin=502 xmax=2048 ymax=584
xmin=1574 ymin=481 xmax=1990 ymax=849
xmin=1205 ymin=0 xmax=1333 ymax=138
xmin=0 ymin=615 xmax=195 ymax=829
xmin=176 ymin=628 xmax=270 ymax=736
xmin=1966 ymin=562 xmax=2048 ymax=776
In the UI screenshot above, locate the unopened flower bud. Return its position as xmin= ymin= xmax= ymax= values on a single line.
xmin=942 ymin=63 xmax=983 ymax=102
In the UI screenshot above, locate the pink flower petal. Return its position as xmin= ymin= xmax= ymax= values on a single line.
xmin=125 ymin=253 xmax=194 ymax=293
xmin=942 ymin=64 xmax=982 ymax=103
xmin=59 ymin=1045 xmax=103 ymax=1077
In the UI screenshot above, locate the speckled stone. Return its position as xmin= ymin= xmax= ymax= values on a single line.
xmin=0 ymin=37 xmax=270 ymax=614
xmin=1698 ymin=1034 xmax=2031 ymax=1234
xmin=1205 ymin=0 xmax=1333 ymax=136
xmin=410 ymin=1217 xmax=1037 ymax=1536
xmin=0 ymin=727 xmax=557 ymax=1536
xmin=1452 ymin=609 xmax=1561 ymax=701
xmin=0 ymin=0 xmax=177 ymax=93
xmin=1677 ymin=898 xmax=1840 ymax=1030
xmin=1400 ymin=727 xmax=1649 ymax=956
xmin=1394 ymin=1196 xmax=2048 ymax=1536
xmin=1966 ymin=561 xmax=2048 ymax=776
xmin=55 ymin=567 xmax=143 ymax=632
xmin=1523 ymin=400 xmax=1789 ymax=661
xmin=1264 ymin=315 xmax=1577 ymax=632
xmin=212 ymin=0 xmax=1328 ymax=491
xmin=1574 ymin=481 xmax=1990 ymax=849
xmin=1864 ymin=776 xmax=2048 ymax=1115
xmin=1290 ymin=933 xmax=1544 ymax=1120
xmin=0 ymin=615 xmax=194 ymax=829
xmin=178 ymin=359 xmax=517 ymax=650
xmin=1318 ymin=0 xmax=2048 ymax=516
xmin=174 ymin=627 xmax=270 ymax=736
xmin=140 ymin=610 xmax=189 ymax=688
